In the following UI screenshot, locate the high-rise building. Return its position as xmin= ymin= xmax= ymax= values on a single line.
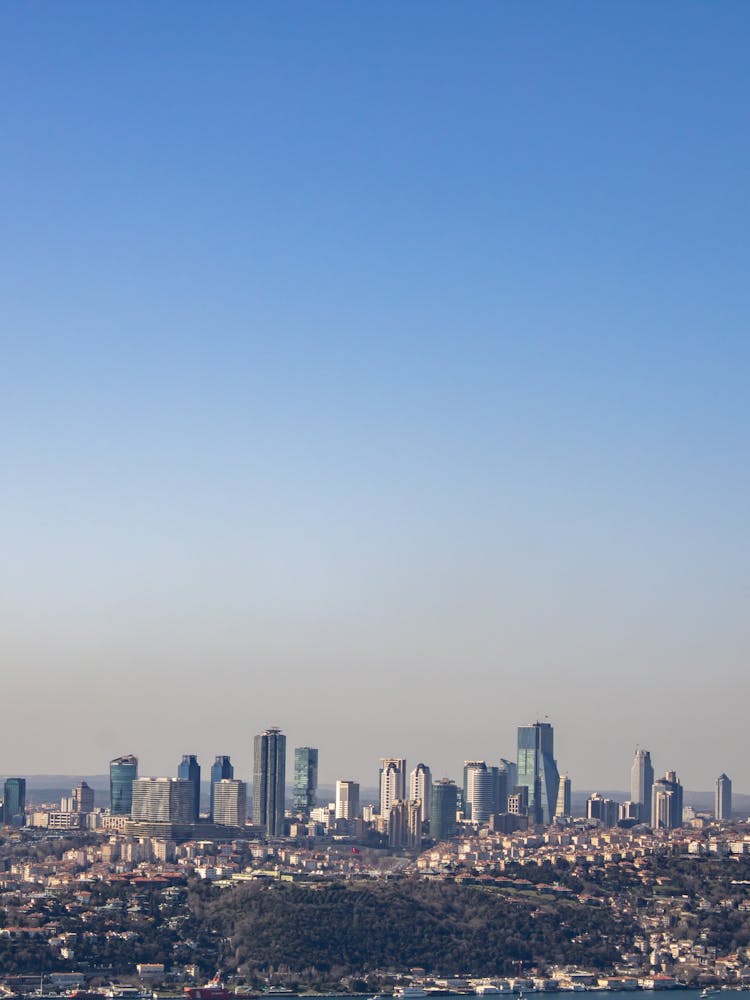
xmin=409 ymin=763 xmax=432 ymax=824
xmin=177 ymin=755 xmax=201 ymax=822
xmin=516 ymin=721 xmax=560 ymax=825
xmin=587 ymin=792 xmax=619 ymax=827
xmin=210 ymin=756 xmax=234 ymax=822
xmin=507 ymin=785 xmax=529 ymax=816
xmin=72 ymin=781 xmax=94 ymax=814
xmin=253 ymin=727 xmax=286 ymax=836
xmin=3 ymin=778 xmax=26 ymax=826
xmin=430 ymin=779 xmax=458 ymax=840
xmin=293 ymin=747 xmax=319 ymax=813
xmin=464 ymin=761 xmax=496 ymax=823
xmin=388 ymin=799 xmax=421 ymax=848
xmin=497 ymin=759 xmax=517 ymax=812
xmin=131 ymin=778 xmax=195 ymax=824
xmin=619 ymin=800 xmax=640 ymax=822
xmin=380 ymin=758 xmax=406 ymax=818
xmin=555 ymin=774 xmax=571 ymax=818
xmin=335 ymin=780 xmax=360 ymax=821
xmin=715 ymin=773 xmax=732 ymax=821
xmin=651 ymin=770 xmax=683 ymax=829
xmin=213 ymin=779 xmax=247 ymax=827
xmin=630 ymin=749 xmax=654 ymax=825
xmin=110 ymin=755 xmax=138 ymax=816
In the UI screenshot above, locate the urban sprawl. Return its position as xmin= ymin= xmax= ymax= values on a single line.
xmin=0 ymin=723 xmax=748 ymax=996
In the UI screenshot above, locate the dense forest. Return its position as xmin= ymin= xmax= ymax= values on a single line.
xmin=190 ymin=879 xmax=634 ymax=987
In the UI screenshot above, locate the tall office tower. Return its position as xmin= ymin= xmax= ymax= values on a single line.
xmin=630 ymin=749 xmax=654 ymax=825
xmin=587 ymin=793 xmax=619 ymax=827
xmin=2 ymin=778 xmax=26 ymax=826
xmin=131 ymin=778 xmax=195 ymax=824
xmin=72 ymin=781 xmax=94 ymax=814
xmin=253 ymin=727 xmax=286 ymax=836
xmin=177 ymin=755 xmax=201 ymax=822
xmin=651 ymin=770 xmax=683 ymax=829
xmin=210 ymin=756 xmax=234 ymax=822
xmin=213 ymin=779 xmax=247 ymax=827
xmin=380 ymin=757 xmax=406 ymax=818
xmin=110 ymin=755 xmax=138 ymax=816
xmin=388 ymin=799 xmax=421 ymax=848
xmin=293 ymin=747 xmax=319 ymax=813
xmin=335 ymin=780 xmax=360 ymax=821
xmin=497 ymin=759 xmax=517 ymax=811
xmin=464 ymin=761 xmax=496 ymax=823
xmin=516 ymin=721 xmax=560 ymax=825
xmin=555 ymin=774 xmax=572 ymax=818
xmin=430 ymin=779 xmax=458 ymax=840
xmin=409 ymin=763 xmax=432 ymax=824
xmin=715 ymin=773 xmax=732 ymax=821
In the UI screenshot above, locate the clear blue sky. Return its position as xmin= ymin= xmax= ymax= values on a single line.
xmin=2 ymin=2 xmax=749 ymax=792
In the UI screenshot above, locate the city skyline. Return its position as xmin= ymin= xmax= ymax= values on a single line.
xmin=2 ymin=4 xmax=749 ymax=791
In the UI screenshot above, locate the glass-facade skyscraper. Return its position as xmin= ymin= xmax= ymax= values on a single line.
xmin=110 ymin=755 xmax=138 ymax=816
xmin=516 ymin=721 xmax=560 ymax=825
xmin=651 ymin=770 xmax=683 ymax=829
xmin=253 ymin=727 xmax=286 ymax=836
xmin=430 ymin=779 xmax=458 ymax=841
xmin=210 ymin=756 xmax=234 ymax=822
xmin=630 ymin=748 xmax=654 ymax=825
xmin=177 ymin=754 xmax=201 ymax=822
xmin=3 ymin=778 xmax=26 ymax=826
xmin=715 ymin=773 xmax=732 ymax=821
xmin=293 ymin=747 xmax=318 ymax=813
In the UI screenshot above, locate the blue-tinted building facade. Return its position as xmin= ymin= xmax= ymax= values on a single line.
xmin=3 ymin=778 xmax=26 ymax=826
xmin=516 ymin=721 xmax=560 ymax=825
xmin=110 ymin=755 xmax=138 ymax=816
xmin=177 ymin=754 xmax=201 ymax=822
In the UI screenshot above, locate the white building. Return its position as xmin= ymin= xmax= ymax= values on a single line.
xmin=335 ymin=780 xmax=360 ymax=821
xmin=213 ymin=779 xmax=247 ymax=826
xmin=409 ymin=763 xmax=432 ymax=824
xmin=380 ymin=757 xmax=406 ymax=818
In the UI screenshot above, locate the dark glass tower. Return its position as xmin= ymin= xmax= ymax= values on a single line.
xmin=293 ymin=747 xmax=318 ymax=813
xmin=110 ymin=755 xmax=138 ymax=816
xmin=716 ymin=773 xmax=732 ymax=821
xmin=253 ymin=728 xmax=286 ymax=836
xmin=177 ymin=754 xmax=201 ymax=822
xmin=516 ymin=721 xmax=560 ymax=825
xmin=210 ymin=756 xmax=234 ymax=822
xmin=3 ymin=778 xmax=26 ymax=826
xmin=630 ymin=749 xmax=654 ymax=825
xmin=430 ymin=779 xmax=458 ymax=840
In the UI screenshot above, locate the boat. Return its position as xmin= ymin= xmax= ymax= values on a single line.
xmin=699 ymin=991 xmax=720 ymax=999
xmin=393 ymin=990 xmax=429 ymax=999
xmin=185 ymin=978 xmax=236 ymax=1000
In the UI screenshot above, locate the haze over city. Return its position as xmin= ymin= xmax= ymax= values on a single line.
xmin=2 ymin=3 xmax=749 ymax=791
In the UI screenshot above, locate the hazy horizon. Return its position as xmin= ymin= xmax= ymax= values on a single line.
xmin=2 ymin=3 xmax=749 ymax=790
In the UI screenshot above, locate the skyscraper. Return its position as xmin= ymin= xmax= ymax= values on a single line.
xmin=409 ymin=763 xmax=432 ymax=824
xmin=630 ymin=749 xmax=654 ymax=825
xmin=3 ymin=778 xmax=26 ymax=826
xmin=335 ymin=780 xmax=360 ymax=821
xmin=210 ymin=756 xmax=234 ymax=822
xmin=651 ymin=770 xmax=683 ymax=829
xmin=213 ymin=779 xmax=247 ymax=827
xmin=177 ymin=754 xmax=201 ymax=822
xmin=430 ymin=779 xmax=458 ymax=840
xmin=131 ymin=778 xmax=195 ymax=824
xmin=380 ymin=757 xmax=406 ymax=818
xmin=464 ymin=761 xmax=496 ymax=822
xmin=715 ymin=773 xmax=732 ymax=821
xmin=293 ymin=747 xmax=319 ymax=813
xmin=587 ymin=792 xmax=619 ymax=827
xmin=72 ymin=781 xmax=94 ymax=814
xmin=516 ymin=721 xmax=560 ymax=825
xmin=110 ymin=755 xmax=138 ymax=816
xmin=555 ymin=774 xmax=572 ymax=818
xmin=253 ymin=727 xmax=286 ymax=836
